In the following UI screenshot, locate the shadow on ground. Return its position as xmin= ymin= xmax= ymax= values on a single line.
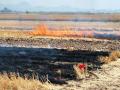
xmin=0 ymin=46 xmax=109 ymax=83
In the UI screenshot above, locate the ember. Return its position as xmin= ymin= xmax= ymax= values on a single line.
xmin=78 ymin=63 xmax=86 ymax=71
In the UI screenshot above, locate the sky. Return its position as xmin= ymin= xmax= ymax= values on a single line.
xmin=0 ymin=0 xmax=120 ymax=12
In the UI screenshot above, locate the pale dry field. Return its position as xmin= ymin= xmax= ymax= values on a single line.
xmin=0 ymin=30 xmax=30 ymax=39
xmin=57 ymin=59 xmax=120 ymax=90
xmin=1 ymin=20 xmax=120 ymax=30
xmin=0 ymin=13 xmax=120 ymax=31
xmin=0 ymin=13 xmax=120 ymax=21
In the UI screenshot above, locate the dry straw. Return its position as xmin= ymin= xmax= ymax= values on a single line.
xmin=0 ymin=72 xmax=53 ymax=90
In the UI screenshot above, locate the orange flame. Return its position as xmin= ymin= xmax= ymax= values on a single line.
xmin=30 ymin=24 xmax=94 ymax=38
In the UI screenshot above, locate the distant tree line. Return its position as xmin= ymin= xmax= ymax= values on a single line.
xmin=0 ymin=7 xmax=12 ymax=13
xmin=0 ymin=7 xmax=30 ymax=14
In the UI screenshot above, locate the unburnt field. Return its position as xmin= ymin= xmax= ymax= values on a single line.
xmin=1 ymin=12 xmax=120 ymax=21
xmin=0 ymin=13 xmax=120 ymax=40
xmin=0 ymin=13 xmax=120 ymax=30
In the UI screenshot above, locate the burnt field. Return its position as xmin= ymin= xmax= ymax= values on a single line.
xmin=0 ymin=36 xmax=119 ymax=83
xmin=0 ymin=37 xmax=120 ymax=51
xmin=0 ymin=45 xmax=110 ymax=83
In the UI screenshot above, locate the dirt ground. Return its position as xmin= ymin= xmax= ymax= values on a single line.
xmin=55 ymin=59 xmax=120 ymax=90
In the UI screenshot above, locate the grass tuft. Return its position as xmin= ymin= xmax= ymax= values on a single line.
xmin=0 ymin=73 xmax=53 ymax=90
xmin=98 ymin=51 xmax=120 ymax=64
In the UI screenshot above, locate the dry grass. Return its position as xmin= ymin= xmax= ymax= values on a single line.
xmin=109 ymin=50 xmax=120 ymax=60
xmin=0 ymin=73 xmax=53 ymax=90
xmin=0 ymin=30 xmax=30 ymax=39
xmin=99 ymin=51 xmax=120 ymax=63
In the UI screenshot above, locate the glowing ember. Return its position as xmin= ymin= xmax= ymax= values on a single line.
xmin=78 ymin=63 xmax=86 ymax=71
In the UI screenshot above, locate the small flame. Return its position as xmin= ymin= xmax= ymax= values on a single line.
xmin=30 ymin=24 xmax=94 ymax=38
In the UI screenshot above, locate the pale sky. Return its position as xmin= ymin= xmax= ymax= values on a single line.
xmin=0 ymin=0 xmax=120 ymax=12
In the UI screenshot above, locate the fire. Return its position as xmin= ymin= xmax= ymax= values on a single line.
xmin=30 ymin=24 xmax=94 ymax=38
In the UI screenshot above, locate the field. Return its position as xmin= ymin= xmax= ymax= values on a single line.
xmin=0 ymin=13 xmax=120 ymax=39
xmin=0 ymin=12 xmax=120 ymax=90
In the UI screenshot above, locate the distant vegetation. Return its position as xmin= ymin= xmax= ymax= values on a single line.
xmin=0 ymin=7 xmax=12 ymax=13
